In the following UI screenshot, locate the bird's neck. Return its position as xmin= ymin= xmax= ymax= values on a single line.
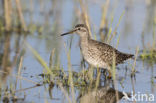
xmin=80 ymin=35 xmax=90 ymax=49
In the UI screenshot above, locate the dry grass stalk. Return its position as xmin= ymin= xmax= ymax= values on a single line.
xmin=79 ymin=0 xmax=92 ymax=37
xmin=4 ymin=0 xmax=12 ymax=31
xmin=15 ymin=0 xmax=27 ymax=31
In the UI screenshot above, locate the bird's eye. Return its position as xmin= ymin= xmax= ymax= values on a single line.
xmin=78 ymin=28 xmax=81 ymax=30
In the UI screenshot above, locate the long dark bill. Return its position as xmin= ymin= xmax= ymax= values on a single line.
xmin=60 ymin=29 xmax=77 ymax=36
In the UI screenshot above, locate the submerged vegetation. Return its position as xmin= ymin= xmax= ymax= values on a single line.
xmin=0 ymin=0 xmax=156 ymax=103
xmin=140 ymin=49 xmax=156 ymax=63
xmin=140 ymin=20 xmax=156 ymax=64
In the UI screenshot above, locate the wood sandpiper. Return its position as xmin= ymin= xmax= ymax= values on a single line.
xmin=80 ymin=86 xmax=130 ymax=103
xmin=61 ymin=24 xmax=134 ymax=76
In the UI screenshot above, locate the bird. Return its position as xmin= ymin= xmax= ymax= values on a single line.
xmin=61 ymin=24 xmax=134 ymax=76
xmin=79 ymin=86 xmax=130 ymax=103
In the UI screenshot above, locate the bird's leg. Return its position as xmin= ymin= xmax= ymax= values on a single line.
xmin=108 ymin=70 xmax=112 ymax=79
xmin=103 ymin=69 xmax=114 ymax=87
xmin=104 ymin=66 xmax=112 ymax=80
xmin=107 ymin=67 xmax=116 ymax=88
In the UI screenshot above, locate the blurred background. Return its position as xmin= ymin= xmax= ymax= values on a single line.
xmin=0 ymin=0 xmax=156 ymax=103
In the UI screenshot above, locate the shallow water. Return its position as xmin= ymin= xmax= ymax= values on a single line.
xmin=0 ymin=0 xmax=156 ymax=103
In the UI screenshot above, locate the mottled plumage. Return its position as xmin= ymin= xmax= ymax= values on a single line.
xmin=87 ymin=39 xmax=133 ymax=67
xmin=80 ymin=87 xmax=130 ymax=103
xmin=61 ymin=24 xmax=134 ymax=70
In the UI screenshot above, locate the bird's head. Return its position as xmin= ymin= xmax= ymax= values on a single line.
xmin=61 ymin=24 xmax=89 ymax=38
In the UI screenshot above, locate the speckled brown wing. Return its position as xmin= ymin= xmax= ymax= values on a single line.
xmin=89 ymin=39 xmax=133 ymax=66
xmin=89 ymin=40 xmax=117 ymax=65
xmin=115 ymin=51 xmax=134 ymax=65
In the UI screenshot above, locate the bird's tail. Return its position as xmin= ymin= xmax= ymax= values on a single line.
xmin=126 ymin=54 xmax=134 ymax=59
xmin=117 ymin=53 xmax=134 ymax=64
xmin=122 ymin=53 xmax=134 ymax=60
